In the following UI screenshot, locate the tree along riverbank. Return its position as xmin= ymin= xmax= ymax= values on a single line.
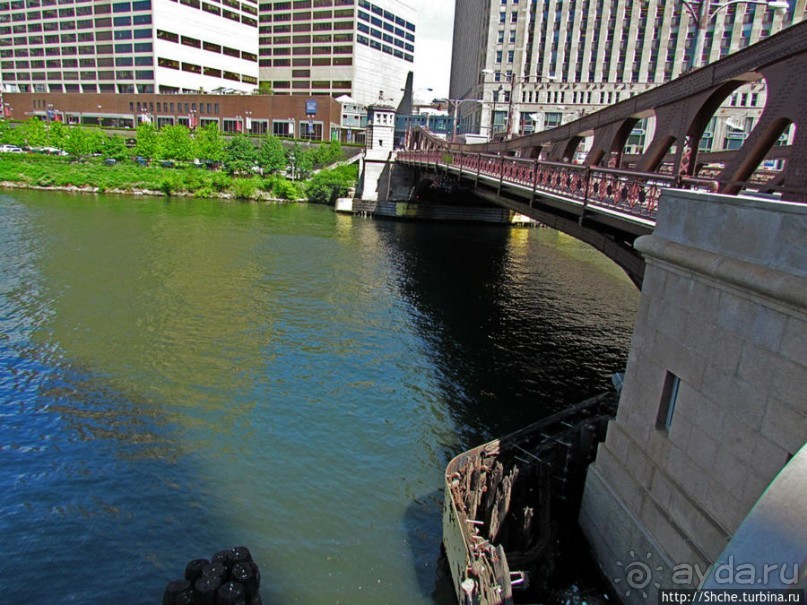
xmin=0 ymin=152 xmax=358 ymax=203
xmin=0 ymin=120 xmax=359 ymax=203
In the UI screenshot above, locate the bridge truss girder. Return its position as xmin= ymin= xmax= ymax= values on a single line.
xmin=408 ymin=22 xmax=807 ymax=203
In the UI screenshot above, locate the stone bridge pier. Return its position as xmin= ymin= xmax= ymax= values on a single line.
xmin=580 ymin=190 xmax=807 ymax=604
xmin=355 ymin=150 xmax=419 ymax=204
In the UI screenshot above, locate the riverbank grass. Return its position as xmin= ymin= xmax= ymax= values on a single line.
xmin=0 ymin=153 xmax=309 ymax=200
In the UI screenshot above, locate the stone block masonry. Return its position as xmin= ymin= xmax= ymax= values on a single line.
xmin=580 ymin=190 xmax=807 ymax=605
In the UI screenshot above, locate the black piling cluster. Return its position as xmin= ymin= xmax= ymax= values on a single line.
xmin=163 ymin=546 xmax=262 ymax=605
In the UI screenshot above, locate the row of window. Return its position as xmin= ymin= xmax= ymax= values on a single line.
xmin=2 ymin=57 xmax=257 ymax=83
xmin=156 ymin=29 xmax=257 ymax=62
xmin=2 ymin=55 xmax=153 ymax=68
xmin=356 ymin=34 xmax=411 ymax=61
xmin=0 ymin=0 xmax=152 ymax=15
xmin=259 ymin=32 xmax=352 ymax=43
xmin=130 ymin=99 xmax=221 ymax=115
xmin=262 ymin=7 xmax=353 ymax=19
xmin=357 ymin=0 xmax=413 ymax=31
xmin=257 ymin=0 xmax=414 ymax=36
xmin=261 ymin=0 xmax=355 ymax=10
xmin=356 ymin=19 xmax=413 ymax=47
xmin=258 ymin=55 xmax=351 ymax=66
xmin=12 ymin=82 xmax=154 ymax=93
xmin=156 ymin=56 xmax=258 ymax=83
xmin=270 ymin=78 xmax=350 ymax=90
xmin=1 ymin=15 xmax=150 ymax=35
xmin=259 ymin=19 xmax=351 ymax=33
xmin=0 ymin=0 xmax=256 ymax=17
xmin=357 ymin=10 xmax=414 ymax=42
xmin=167 ymin=0 xmax=258 ymax=27
xmin=1 ymin=68 xmax=155 ymax=80
xmin=262 ymin=44 xmax=353 ymax=55
xmin=2 ymin=23 xmax=148 ymax=40
xmin=526 ymin=0 xmax=787 ymax=85
xmin=1 ymin=41 xmax=154 ymax=57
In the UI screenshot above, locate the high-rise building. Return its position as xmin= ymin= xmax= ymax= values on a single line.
xmin=449 ymin=0 xmax=806 ymax=151
xmin=0 ymin=0 xmax=259 ymax=95
xmin=0 ymin=0 xmax=417 ymax=107
xmin=257 ymin=0 xmax=416 ymax=107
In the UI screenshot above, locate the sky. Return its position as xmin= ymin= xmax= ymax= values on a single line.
xmin=409 ymin=0 xmax=455 ymax=101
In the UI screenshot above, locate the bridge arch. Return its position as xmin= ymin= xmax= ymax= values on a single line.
xmin=719 ymin=56 xmax=807 ymax=199
xmin=561 ymin=136 xmax=585 ymax=163
xmin=678 ymin=80 xmax=750 ymax=178
xmin=586 ymin=117 xmax=641 ymax=168
xmin=721 ymin=117 xmax=794 ymax=194
xmin=526 ymin=145 xmax=545 ymax=159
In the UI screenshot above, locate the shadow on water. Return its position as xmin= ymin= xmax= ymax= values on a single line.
xmin=403 ymin=491 xmax=458 ymax=605
xmin=1 ymin=349 xmax=285 ymax=604
xmin=374 ymin=218 xmax=639 ymax=602
xmin=0 ymin=192 xmax=290 ymax=604
xmin=374 ymin=219 xmax=639 ymax=449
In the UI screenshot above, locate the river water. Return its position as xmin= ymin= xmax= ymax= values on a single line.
xmin=0 ymin=190 xmax=639 ymax=604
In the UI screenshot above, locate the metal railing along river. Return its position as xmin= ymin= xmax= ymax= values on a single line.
xmin=397 ymin=150 xmax=720 ymax=224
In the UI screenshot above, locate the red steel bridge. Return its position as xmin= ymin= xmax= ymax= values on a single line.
xmin=397 ymin=21 xmax=807 ymax=287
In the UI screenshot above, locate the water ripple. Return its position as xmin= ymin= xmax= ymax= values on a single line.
xmin=0 ymin=192 xmax=638 ymax=604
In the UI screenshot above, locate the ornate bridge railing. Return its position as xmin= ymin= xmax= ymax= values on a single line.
xmin=404 ymin=22 xmax=807 ymax=205
xmin=398 ymin=149 xmax=718 ymax=222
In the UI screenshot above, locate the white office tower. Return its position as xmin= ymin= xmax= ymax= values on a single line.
xmin=0 ymin=0 xmax=259 ymax=94
xmin=257 ymin=0 xmax=417 ymax=107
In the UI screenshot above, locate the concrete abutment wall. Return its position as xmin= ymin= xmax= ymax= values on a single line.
xmin=580 ymin=190 xmax=807 ymax=604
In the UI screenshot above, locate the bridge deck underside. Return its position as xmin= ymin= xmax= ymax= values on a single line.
xmin=406 ymin=160 xmax=650 ymax=287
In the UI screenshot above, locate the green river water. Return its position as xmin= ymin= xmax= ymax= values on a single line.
xmin=0 ymin=190 xmax=639 ymax=604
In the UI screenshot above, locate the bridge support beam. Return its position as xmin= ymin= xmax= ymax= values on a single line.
xmin=718 ymin=56 xmax=807 ymax=201
xmin=580 ymin=189 xmax=807 ymax=605
xmin=357 ymin=151 xmax=418 ymax=203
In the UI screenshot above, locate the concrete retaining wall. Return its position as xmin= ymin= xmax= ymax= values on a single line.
xmin=337 ymin=199 xmax=518 ymax=223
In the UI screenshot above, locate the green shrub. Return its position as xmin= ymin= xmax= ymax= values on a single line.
xmin=305 ymin=164 xmax=358 ymax=204
xmin=211 ymin=172 xmax=232 ymax=192
xmin=180 ymin=169 xmax=206 ymax=192
xmin=160 ymin=177 xmax=175 ymax=196
xmin=193 ymin=186 xmax=214 ymax=199
xmin=272 ymin=178 xmax=301 ymax=200
xmin=231 ymin=177 xmax=258 ymax=200
xmin=260 ymin=175 xmax=279 ymax=192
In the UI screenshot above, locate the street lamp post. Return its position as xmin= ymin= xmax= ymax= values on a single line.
xmin=483 ymin=69 xmax=521 ymax=138
xmin=505 ymin=75 xmax=517 ymax=139
xmin=491 ymin=86 xmax=505 ymax=136
xmin=482 ymin=69 xmax=557 ymax=139
xmin=449 ymin=98 xmax=480 ymax=142
xmin=682 ymin=0 xmax=788 ymax=70
xmin=506 ymin=73 xmax=559 ymax=138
